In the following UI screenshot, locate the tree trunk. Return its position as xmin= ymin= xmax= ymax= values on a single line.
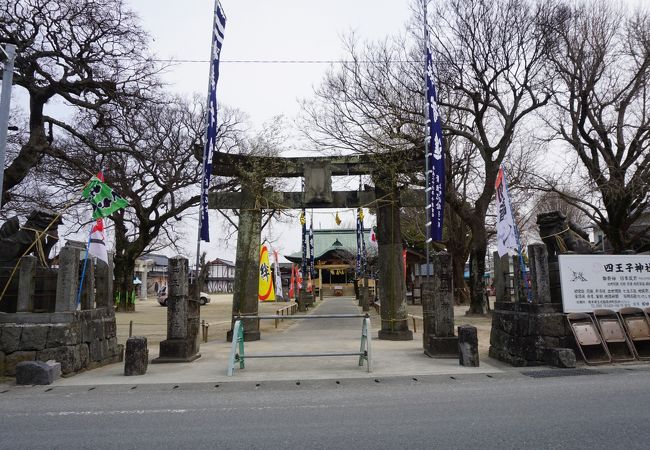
xmin=112 ymin=213 xmax=139 ymax=312
xmin=113 ymin=256 xmax=136 ymax=312
xmin=2 ymin=98 xmax=49 ymax=203
xmin=467 ymin=225 xmax=488 ymax=315
xmin=452 ymin=256 xmax=469 ymax=305
xmin=602 ymin=217 xmax=630 ymax=253
xmin=446 ymin=208 xmax=471 ymax=305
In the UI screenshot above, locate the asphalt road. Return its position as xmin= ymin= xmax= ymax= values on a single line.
xmin=1 ymin=367 xmax=649 ymax=449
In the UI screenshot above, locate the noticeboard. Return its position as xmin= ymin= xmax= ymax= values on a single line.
xmin=558 ymin=254 xmax=650 ymax=313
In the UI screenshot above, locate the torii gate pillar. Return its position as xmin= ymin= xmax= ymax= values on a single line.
xmin=211 ymin=152 xmax=423 ymax=342
xmin=375 ymin=178 xmax=413 ymax=341
xmin=226 ymin=185 xmax=261 ymax=342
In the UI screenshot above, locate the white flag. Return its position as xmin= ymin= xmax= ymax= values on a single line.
xmin=88 ymin=218 xmax=108 ymax=265
xmin=273 ymin=250 xmax=284 ymax=300
xmin=495 ymin=166 xmax=518 ymax=257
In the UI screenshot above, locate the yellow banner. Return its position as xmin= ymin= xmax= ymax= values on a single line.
xmin=258 ymin=245 xmax=275 ymax=301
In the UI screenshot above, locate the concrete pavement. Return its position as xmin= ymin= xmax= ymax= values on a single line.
xmin=37 ymin=296 xmax=501 ymax=386
xmin=6 ymin=296 xmax=646 ymax=387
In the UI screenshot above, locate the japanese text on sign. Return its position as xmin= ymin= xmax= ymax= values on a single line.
xmin=559 ymin=255 xmax=650 ymax=313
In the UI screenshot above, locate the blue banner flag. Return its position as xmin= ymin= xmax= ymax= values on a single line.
xmin=360 ymin=216 xmax=367 ymax=274
xmin=200 ymin=0 xmax=226 ymax=242
xmin=424 ymin=6 xmax=445 ymax=242
xmin=301 ymin=209 xmax=307 ymax=277
xmin=309 ymin=218 xmax=315 ymax=278
xmin=356 ymin=211 xmax=361 ymax=277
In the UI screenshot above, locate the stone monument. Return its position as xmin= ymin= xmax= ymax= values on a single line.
xmin=152 ymin=257 xmax=201 ymax=363
xmin=421 ymin=252 xmax=458 ymax=357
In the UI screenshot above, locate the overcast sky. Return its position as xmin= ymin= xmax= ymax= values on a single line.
xmin=130 ymin=0 xmax=413 ymax=133
xmin=120 ymin=0 xmax=416 ymax=261
xmin=14 ymin=0 xmax=644 ymax=263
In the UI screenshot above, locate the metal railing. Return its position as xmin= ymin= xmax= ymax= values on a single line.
xmin=227 ymin=314 xmax=372 ymax=376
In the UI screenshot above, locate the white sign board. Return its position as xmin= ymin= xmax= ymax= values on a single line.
xmin=558 ymin=255 xmax=650 ymax=313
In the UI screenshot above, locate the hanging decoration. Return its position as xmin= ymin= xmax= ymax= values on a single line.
xmin=289 ymin=264 xmax=295 ymax=299
xmin=335 ymin=211 xmax=341 ymax=226
xmin=360 ymin=209 xmax=367 ymax=275
xmin=309 ymin=214 xmax=315 ymax=278
xmin=301 ymin=208 xmax=307 ymax=290
xmin=297 ymin=266 xmax=303 ymax=291
xmin=273 ymin=249 xmax=283 ymax=300
xmin=356 ymin=208 xmax=362 ymax=278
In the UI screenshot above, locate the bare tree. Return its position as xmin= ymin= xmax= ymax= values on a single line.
xmin=432 ymin=0 xmax=552 ymax=313
xmin=300 ymin=26 xmax=478 ymax=301
xmin=301 ymin=32 xmax=423 ymax=157
xmin=42 ymin=96 xmax=246 ymax=311
xmin=0 ymin=0 xmax=162 ymax=205
xmin=299 ymin=1 xmax=550 ymax=314
xmin=540 ymin=0 xmax=650 ymax=252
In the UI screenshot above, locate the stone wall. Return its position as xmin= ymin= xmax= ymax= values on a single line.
xmin=0 ymin=307 xmax=123 ymax=377
xmin=488 ymin=243 xmax=577 ymax=368
xmin=489 ymin=301 xmax=576 ymax=366
xmin=0 ymin=240 xmax=122 ymax=378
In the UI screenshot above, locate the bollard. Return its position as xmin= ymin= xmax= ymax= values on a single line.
xmin=129 ymin=320 xmax=133 ymax=337
xmin=124 ymin=336 xmax=149 ymax=376
xmin=457 ymin=325 xmax=479 ymax=367
xmin=201 ymin=321 xmax=210 ymax=343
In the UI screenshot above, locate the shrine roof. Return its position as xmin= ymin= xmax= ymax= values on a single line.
xmin=284 ymin=228 xmax=376 ymax=263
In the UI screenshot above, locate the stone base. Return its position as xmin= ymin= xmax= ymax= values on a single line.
xmin=124 ymin=336 xmax=149 ymax=376
xmin=458 ymin=325 xmax=479 ymax=367
xmin=152 ymin=338 xmax=200 ymax=363
xmin=543 ymin=347 xmax=576 ymax=368
xmin=226 ymin=330 xmax=261 ymax=343
xmin=425 ymin=336 xmax=459 ymax=358
xmin=0 ymin=308 xmax=120 ymax=377
xmin=16 ymin=360 xmax=61 ymax=385
xmin=489 ymin=302 xmax=575 ymax=367
xmin=151 ymin=354 xmax=201 ymax=364
xmin=378 ymin=329 xmax=413 ymax=341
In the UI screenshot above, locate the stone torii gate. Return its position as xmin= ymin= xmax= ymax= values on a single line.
xmin=209 ymin=150 xmax=425 ymax=342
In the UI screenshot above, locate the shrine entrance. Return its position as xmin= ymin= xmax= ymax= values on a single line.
xmin=209 ymin=150 xmax=425 ymax=342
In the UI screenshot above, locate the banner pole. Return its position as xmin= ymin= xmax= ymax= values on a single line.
xmin=500 ymin=164 xmax=530 ymax=302
xmin=196 ymin=1 xmax=222 ymax=279
xmin=76 ymin=227 xmax=93 ymax=307
xmin=422 ymin=0 xmax=431 ymax=278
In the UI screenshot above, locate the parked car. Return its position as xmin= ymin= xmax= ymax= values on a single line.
xmin=157 ymin=287 xmax=210 ymax=306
